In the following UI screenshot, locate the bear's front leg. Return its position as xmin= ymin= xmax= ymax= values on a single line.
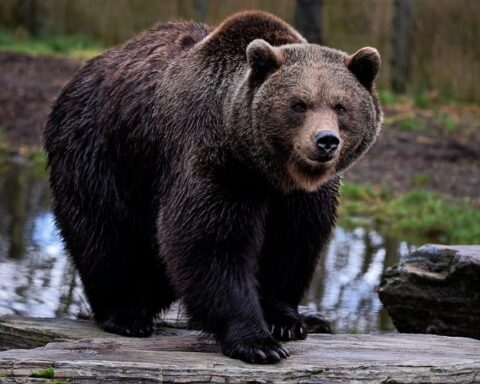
xmin=258 ymin=179 xmax=340 ymax=341
xmin=158 ymin=180 xmax=289 ymax=364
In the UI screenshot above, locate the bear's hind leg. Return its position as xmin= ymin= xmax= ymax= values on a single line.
xmin=56 ymin=198 xmax=175 ymax=337
xmin=84 ymin=230 xmax=176 ymax=337
xmin=95 ymin=265 xmax=175 ymax=337
xmin=92 ymin=250 xmax=175 ymax=337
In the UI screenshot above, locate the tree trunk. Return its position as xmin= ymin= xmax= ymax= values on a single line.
xmin=23 ymin=0 xmax=38 ymax=36
xmin=294 ymin=0 xmax=323 ymax=44
xmin=391 ymin=0 xmax=413 ymax=93
xmin=193 ymin=0 xmax=208 ymax=22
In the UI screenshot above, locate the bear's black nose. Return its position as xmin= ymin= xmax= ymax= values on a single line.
xmin=315 ymin=131 xmax=340 ymax=155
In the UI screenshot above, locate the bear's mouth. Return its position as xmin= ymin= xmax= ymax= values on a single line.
xmin=295 ymin=158 xmax=330 ymax=176
xmin=307 ymin=152 xmax=335 ymax=164
xmin=292 ymin=150 xmax=336 ymax=174
xmin=286 ymin=152 xmax=337 ymax=191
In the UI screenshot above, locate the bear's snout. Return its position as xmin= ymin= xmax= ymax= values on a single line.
xmin=313 ymin=130 xmax=340 ymax=162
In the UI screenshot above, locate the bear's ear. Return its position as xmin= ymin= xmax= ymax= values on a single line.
xmin=246 ymin=39 xmax=283 ymax=80
xmin=346 ymin=47 xmax=381 ymax=90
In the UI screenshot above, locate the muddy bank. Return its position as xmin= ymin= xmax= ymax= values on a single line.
xmin=347 ymin=124 xmax=480 ymax=201
xmin=0 ymin=52 xmax=79 ymax=147
xmin=0 ymin=52 xmax=479 ymax=200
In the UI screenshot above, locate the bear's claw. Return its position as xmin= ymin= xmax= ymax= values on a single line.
xmin=270 ymin=320 xmax=307 ymax=341
xmin=264 ymin=303 xmax=309 ymax=341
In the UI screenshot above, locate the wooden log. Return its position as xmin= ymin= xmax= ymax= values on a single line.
xmin=0 ymin=317 xmax=479 ymax=383
xmin=0 ymin=303 xmax=330 ymax=351
xmin=0 ymin=315 xmax=192 ymax=350
xmin=0 ymin=313 xmax=328 ymax=351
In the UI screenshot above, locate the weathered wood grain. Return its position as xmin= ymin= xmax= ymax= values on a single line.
xmin=0 ymin=303 xmax=331 ymax=350
xmin=0 ymin=317 xmax=479 ymax=383
xmin=0 ymin=315 xmax=191 ymax=350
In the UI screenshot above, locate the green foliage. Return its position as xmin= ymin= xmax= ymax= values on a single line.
xmin=392 ymin=114 xmax=428 ymax=132
xmin=0 ymin=146 xmax=47 ymax=179
xmin=398 ymin=115 xmax=416 ymax=131
xmin=413 ymin=90 xmax=432 ymax=109
xmin=28 ymin=148 xmax=49 ymax=179
xmin=30 ymin=367 xmax=68 ymax=382
xmin=411 ymin=172 xmax=432 ymax=187
xmin=31 ymin=367 xmax=54 ymax=379
xmin=437 ymin=112 xmax=458 ymax=133
xmin=0 ymin=29 xmax=103 ymax=59
xmin=28 ymin=147 xmax=46 ymax=163
xmin=340 ymin=182 xmax=480 ymax=244
xmin=397 ymin=115 xmax=428 ymax=132
xmin=0 ymin=126 xmax=7 ymax=155
xmin=378 ymin=90 xmax=398 ymax=106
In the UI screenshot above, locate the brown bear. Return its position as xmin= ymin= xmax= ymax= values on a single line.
xmin=43 ymin=11 xmax=382 ymax=363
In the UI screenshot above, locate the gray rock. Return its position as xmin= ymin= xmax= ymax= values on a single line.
xmin=298 ymin=306 xmax=332 ymax=334
xmin=379 ymin=244 xmax=480 ymax=339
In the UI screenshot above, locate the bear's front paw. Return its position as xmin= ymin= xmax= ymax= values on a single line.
xmin=270 ymin=318 xmax=307 ymax=341
xmin=98 ymin=310 xmax=154 ymax=337
xmin=264 ymin=305 xmax=308 ymax=341
xmin=222 ymin=335 xmax=289 ymax=364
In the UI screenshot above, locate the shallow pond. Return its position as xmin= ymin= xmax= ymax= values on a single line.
xmin=0 ymin=157 xmax=415 ymax=333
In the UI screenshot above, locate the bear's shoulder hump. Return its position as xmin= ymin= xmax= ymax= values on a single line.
xmin=198 ymin=11 xmax=306 ymax=58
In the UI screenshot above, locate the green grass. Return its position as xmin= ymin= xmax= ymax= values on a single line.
xmin=0 ymin=29 xmax=103 ymax=59
xmin=0 ymin=146 xmax=48 ymax=179
xmin=378 ymin=89 xmax=480 ymax=112
xmin=24 ymin=148 xmax=49 ymax=179
xmin=397 ymin=115 xmax=428 ymax=132
xmin=31 ymin=367 xmax=54 ymax=379
xmin=339 ymin=182 xmax=480 ymax=244
xmin=413 ymin=90 xmax=432 ymax=109
xmin=411 ymin=172 xmax=432 ymax=188
xmin=0 ymin=126 xmax=8 ymax=157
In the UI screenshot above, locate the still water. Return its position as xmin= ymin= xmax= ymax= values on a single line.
xmin=0 ymin=157 xmax=414 ymax=333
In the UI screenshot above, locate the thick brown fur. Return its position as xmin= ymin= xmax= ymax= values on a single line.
xmin=44 ymin=11 xmax=382 ymax=364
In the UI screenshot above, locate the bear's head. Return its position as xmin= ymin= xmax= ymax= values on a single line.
xmin=232 ymin=39 xmax=382 ymax=192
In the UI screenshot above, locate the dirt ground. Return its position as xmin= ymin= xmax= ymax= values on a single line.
xmin=348 ymin=118 xmax=480 ymax=201
xmin=1 ymin=52 xmax=479 ymax=201
xmin=0 ymin=53 xmax=79 ymax=146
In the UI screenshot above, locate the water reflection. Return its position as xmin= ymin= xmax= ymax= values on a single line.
xmin=304 ymin=227 xmax=413 ymax=333
xmin=0 ymin=158 xmax=85 ymax=318
xmin=0 ymin=157 xmax=413 ymax=332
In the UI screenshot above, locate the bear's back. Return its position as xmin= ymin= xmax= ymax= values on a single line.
xmin=45 ymin=21 xmax=212 ymax=147
xmin=113 ymin=21 xmax=213 ymax=68
xmin=90 ymin=20 xmax=213 ymax=92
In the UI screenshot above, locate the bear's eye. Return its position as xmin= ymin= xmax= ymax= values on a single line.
xmin=334 ymin=104 xmax=347 ymax=116
xmin=291 ymin=101 xmax=307 ymax=113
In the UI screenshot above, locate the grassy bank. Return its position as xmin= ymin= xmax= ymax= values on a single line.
xmin=0 ymin=128 xmax=47 ymax=177
xmin=379 ymin=89 xmax=480 ymax=134
xmin=339 ymin=181 xmax=480 ymax=244
xmin=0 ymin=29 xmax=103 ymax=59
